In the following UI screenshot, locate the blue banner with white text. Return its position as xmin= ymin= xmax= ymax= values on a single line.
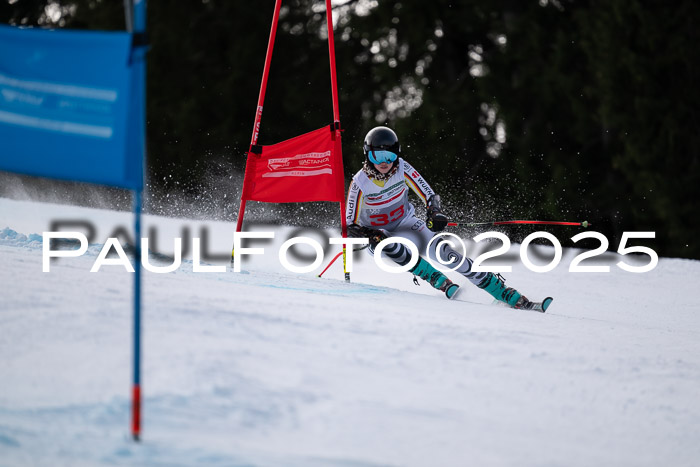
xmin=0 ymin=24 xmax=144 ymax=189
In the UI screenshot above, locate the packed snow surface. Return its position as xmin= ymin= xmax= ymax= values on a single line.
xmin=1 ymin=197 xmax=699 ymax=466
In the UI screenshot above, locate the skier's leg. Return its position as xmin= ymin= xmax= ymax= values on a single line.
xmin=365 ymin=227 xmax=459 ymax=299
xmin=474 ymin=272 xmax=530 ymax=308
xmin=427 ymin=239 xmax=488 ymax=285
xmin=428 ymin=235 xmax=531 ymax=308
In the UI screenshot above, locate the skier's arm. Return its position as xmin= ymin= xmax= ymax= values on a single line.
xmin=426 ymin=194 xmax=448 ymax=232
xmin=402 ymin=160 xmax=447 ymax=232
xmin=402 ymin=160 xmax=435 ymax=207
xmin=345 ymin=179 xmax=363 ymax=227
xmin=347 ymin=223 xmax=386 ymax=248
xmin=346 ymin=182 xmax=387 ymax=246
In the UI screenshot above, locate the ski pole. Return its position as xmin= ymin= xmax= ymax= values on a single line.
xmin=447 ymin=220 xmax=590 ymax=228
xmin=318 ymin=244 xmax=369 ymax=278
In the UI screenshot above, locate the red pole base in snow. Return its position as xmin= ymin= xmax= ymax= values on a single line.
xmin=131 ymin=384 xmax=141 ymax=441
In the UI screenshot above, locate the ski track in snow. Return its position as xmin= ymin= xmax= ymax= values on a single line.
xmin=1 ymin=197 xmax=700 ymax=467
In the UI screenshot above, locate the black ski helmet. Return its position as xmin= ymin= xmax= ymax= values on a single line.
xmin=363 ymin=126 xmax=401 ymax=163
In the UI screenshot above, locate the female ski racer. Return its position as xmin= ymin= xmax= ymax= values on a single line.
xmin=346 ymin=126 xmax=550 ymax=311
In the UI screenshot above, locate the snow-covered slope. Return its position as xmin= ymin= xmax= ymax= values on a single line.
xmin=1 ymin=197 xmax=699 ymax=466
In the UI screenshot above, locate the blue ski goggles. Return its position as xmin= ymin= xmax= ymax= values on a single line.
xmin=368 ymin=149 xmax=398 ymax=165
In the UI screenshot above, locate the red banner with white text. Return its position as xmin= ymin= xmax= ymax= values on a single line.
xmin=241 ymin=125 xmax=345 ymax=203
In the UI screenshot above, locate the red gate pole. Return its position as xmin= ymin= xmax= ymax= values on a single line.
xmin=324 ymin=0 xmax=350 ymax=282
xmin=325 ymin=0 xmax=340 ymax=125
xmin=235 ymin=0 xmax=283 ymax=235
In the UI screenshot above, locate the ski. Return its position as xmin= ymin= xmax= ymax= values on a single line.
xmin=422 ymin=279 xmax=553 ymax=312
xmin=519 ymin=296 xmax=553 ymax=313
xmin=490 ymin=296 xmax=553 ymax=312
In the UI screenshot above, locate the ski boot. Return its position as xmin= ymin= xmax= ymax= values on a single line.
xmin=410 ymin=257 xmax=460 ymax=299
xmin=476 ymin=272 xmax=531 ymax=309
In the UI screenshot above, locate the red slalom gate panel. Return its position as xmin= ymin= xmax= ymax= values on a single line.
xmin=241 ymin=125 xmax=345 ymax=204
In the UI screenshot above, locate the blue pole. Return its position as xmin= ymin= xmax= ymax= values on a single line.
xmin=131 ymin=0 xmax=147 ymax=442
xmin=132 ymin=188 xmax=142 ymax=441
xmin=134 ymin=0 xmax=146 ymax=32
